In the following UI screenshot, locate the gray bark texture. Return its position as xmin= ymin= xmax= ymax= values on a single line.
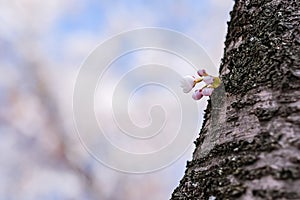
xmin=171 ymin=0 xmax=300 ymax=199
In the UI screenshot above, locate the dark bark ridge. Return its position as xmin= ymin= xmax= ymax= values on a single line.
xmin=172 ymin=0 xmax=300 ymax=199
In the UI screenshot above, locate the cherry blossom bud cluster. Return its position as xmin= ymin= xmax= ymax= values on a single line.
xmin=180 ymin=69 xmax=221 ymax=100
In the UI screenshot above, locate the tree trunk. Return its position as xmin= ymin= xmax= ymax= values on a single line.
xmin=171 ymin=0 xmax=300 ymax=199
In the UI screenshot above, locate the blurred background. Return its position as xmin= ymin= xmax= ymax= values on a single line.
xmin=0 ymin=0 xmax=233 ymax=199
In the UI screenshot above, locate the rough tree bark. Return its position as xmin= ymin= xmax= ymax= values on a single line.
xmin=171 ymin=0 xmax=300 ymax=199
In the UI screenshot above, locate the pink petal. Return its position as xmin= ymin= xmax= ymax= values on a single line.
xmin=192 ymin=90 xmax=203 ymax=100
xmin=180 ymin=75 xmax=196 ymax=93
xmin=202 ymin=88 xmax=214 ymax=96
xmin=203 ymin=76 xmax=214 ymax=84
xmin=197 ymin=69 xmax=207 ymax=76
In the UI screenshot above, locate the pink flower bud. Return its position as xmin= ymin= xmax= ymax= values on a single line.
xmin=202 ymin=88 xmax=214 ymax=96
xmin=192 ymin=90 xmax=203 ymax=100
xmin=197 ymin=69 xmax=208 ymax=76
xmin=203 ymin=76 xmax=214 ymax=84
